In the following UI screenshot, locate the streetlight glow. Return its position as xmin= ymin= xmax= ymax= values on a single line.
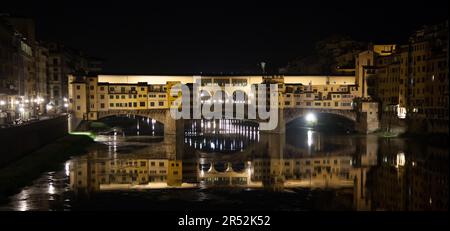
xmin=46 ymin=104 xmax=53 ymax=111
xmin=305 ymin=113 xmax=317 ymax=123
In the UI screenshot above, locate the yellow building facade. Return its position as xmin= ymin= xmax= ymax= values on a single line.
xmin=68 ymin=74 xmax=360 ymax=122
xmin=364 ymin=22 xmax=448 ymax=120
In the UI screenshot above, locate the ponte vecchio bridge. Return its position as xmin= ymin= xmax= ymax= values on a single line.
xmin=68 ymin=74 xmax=379 ymax=134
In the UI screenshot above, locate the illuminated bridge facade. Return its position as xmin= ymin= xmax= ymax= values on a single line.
xmin=68 ymin=74 xmax=379 ymax=134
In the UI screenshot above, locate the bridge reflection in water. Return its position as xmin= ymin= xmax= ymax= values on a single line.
xmin=62 ymin=118 xmax=449 ymax=211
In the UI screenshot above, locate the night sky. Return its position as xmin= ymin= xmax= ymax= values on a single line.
xmin=3 ymin=1 xmax=449 ymax=74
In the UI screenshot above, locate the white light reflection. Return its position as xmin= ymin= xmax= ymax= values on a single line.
xmin=396 ymin=152 xmax=405 ymax=168
xmin=200 ymin=169 xmax=205 ymax=177
xmin=18 ymin=200 xmax=28 ymax=211
xmin=307 ymin=130 xmax=313 ymax=147
xmin=65 ymin=162 xmax=70 ymax=176
xmin=48 ymin=183 xmax=55 ymax=195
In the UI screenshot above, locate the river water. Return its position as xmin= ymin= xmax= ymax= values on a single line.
xmin=0 ymin=118 xmax=447 ymax=211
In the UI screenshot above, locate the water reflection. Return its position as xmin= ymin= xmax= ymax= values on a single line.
xmin=369 ymin=139 xmax=448 ymax=211
xmin=184 ymin=119 xmax=259 ymax=152
xmin=1 ymin=119 xmax=448 ymax=211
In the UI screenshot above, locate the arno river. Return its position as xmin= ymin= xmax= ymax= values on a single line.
xmin=0 ymin=116 xmax=448 ymax=211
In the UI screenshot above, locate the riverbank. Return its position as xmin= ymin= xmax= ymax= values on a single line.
xmin=0 ymin=115 xmax=69 ymax=167
xmin=0 ymin=134 xmax=94 ymax=202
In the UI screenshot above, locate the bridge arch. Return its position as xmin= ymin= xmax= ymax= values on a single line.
xmin=284 ymin=108 xmax=357 ymax=125
xmin=198 ymin=159 xmax=251 ymax=173
xmin=231 ymin=161 xmax=246 ymax=173
xmin=95 ymin=109 xmax=179 ymax=135
xmin=97 ymin=110 xmax=168 ymax=125
xmin=213 ymin=162 xmax=228 ymax=172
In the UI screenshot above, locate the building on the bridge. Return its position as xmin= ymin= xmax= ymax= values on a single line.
xmin=68 ymin=74 xmax=361 ymax=121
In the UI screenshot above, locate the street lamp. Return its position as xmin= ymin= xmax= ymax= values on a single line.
xmin=305 ymin=113 xmax=317 ymax=123
xmin=46 ymin=103 xmax=54 ymax=112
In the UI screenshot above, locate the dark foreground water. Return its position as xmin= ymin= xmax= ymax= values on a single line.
xmin=0 ymin=118 xmax=448 ymax=211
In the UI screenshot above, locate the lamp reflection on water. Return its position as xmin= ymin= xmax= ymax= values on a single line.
xmin=307 ymin=130 xmax=313 ymax=147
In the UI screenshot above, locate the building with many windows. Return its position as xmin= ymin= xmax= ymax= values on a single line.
xmin=363 ymin=21 xmax=448 ymax=122
xmin=68 ymin=74 xmax=360 ymax=122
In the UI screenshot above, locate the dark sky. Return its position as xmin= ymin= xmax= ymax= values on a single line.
xmin=4 ymin=1 xmax=449 ymax=74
